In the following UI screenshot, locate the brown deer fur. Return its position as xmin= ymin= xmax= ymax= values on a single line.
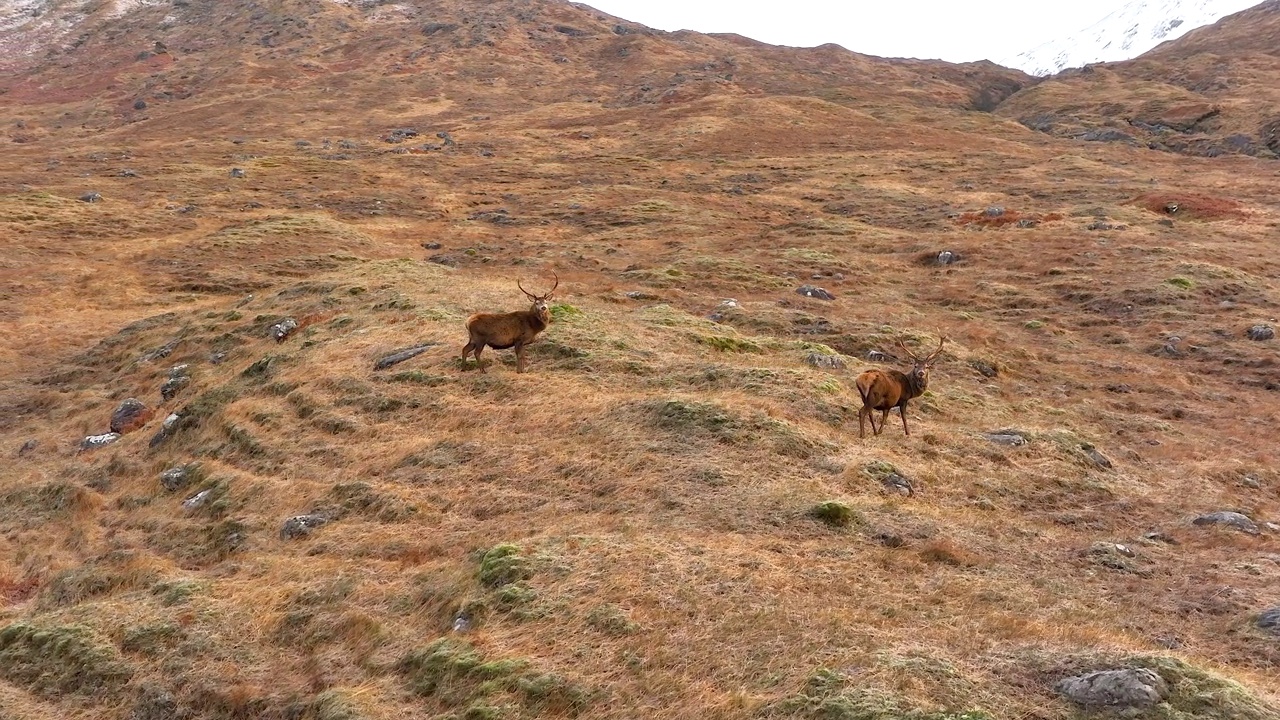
xmin=855 ymin=337 xmax=945 ymax=438
xmin=461 ymin=273 xmax=558 ymax=373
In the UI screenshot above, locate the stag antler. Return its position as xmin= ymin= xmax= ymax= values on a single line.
xmin=925 ymin=337 xmax=947 ymax=363
xmin=543 ymin=271 xmax=559 ymax=298
xmin=897 ymin=338 xmax=920 ymax=362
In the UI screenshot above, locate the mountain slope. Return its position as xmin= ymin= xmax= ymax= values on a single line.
xmin=2 ymin=2 xmax=1280 ymax=720
xmin=1005 ymin=0 xmax=1263 ymax=76
xmin=998 ymin=0 xmax=1280 ymax=159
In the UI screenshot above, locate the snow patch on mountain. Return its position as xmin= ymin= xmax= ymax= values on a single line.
xmin=1004 ymin=0 xmax=1262 ymax=76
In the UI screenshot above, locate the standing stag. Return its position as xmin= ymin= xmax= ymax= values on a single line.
xmin=461 ymin=273 xmax=559 ymax=373
xmin=855 ymin=337 xmax=946 ymax=438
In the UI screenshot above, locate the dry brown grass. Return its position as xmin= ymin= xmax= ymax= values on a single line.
xmin=1 ymin=1 xmax=1280 ymax=719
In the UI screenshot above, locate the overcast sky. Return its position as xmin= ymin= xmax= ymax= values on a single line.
xmin=581 ymin=0 xmax=1127 ymax=63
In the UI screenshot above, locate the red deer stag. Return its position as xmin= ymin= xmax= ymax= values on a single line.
xmin=461 ymin=273 xmax=559 ymax=373
xmin=855 ymin=337 xmax=945 ymax=438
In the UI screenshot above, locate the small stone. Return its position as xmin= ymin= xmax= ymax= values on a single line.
xmin=160 ymin=463 xmax=204 ymax=492
xmin=17 ymin=439 xmax=38 ymax=457
xmin=875 ymin=532 xmax=907 ymax=548
xmin=983 ymin=206 xmax=1005 ymax=217
xmin=1055 ymin=668 xmax=1169 ymax=709
xmin=80 ymin=432 xmax=121 ymax=451
xmin=1080 ymin=443 xmax=1113 ymax=469
xmin=210 ymin=351 xmax=228 ymax=364
xmin=1192 ymin=511 xmax=1260 ymax=535
xmin=281 ymin=514 xmax=330 ymax=539
xmin=422 ymin=241 xmax=442 ymax=250
xmin=452 ymin=612 xmax=473 ymax=633
xmin=229 ymin=168 xmax=245 ymax=178
xmin=969 ymin=359 xmax=998 ymax=378
xmin=182 ymin=489 xmax=213 ymax=510
xmin=624 ymin=291 xmax=659 ymax=300
xmin=133 ymin=99 xmax=147 ymax=110
xmin=436 ymin=131 xmax=455 ymax=145
xmin=867 ymin=350 xmax=891 ymax=362
xmin=427 ymin=254 xmax=458 ymax=267
xmin=1257 ymin=607 xmax=1280 ymax=636
xmin=804 ymin=352 xmax=845 ymax=370
xmin=110 ymin=398 xmax=153 ymax=434
xmin=935 ymin=250 xmax=960 ymax=265
xmin=139 ymin=339 xmax=179 ymax=362
xmin=270 ymin=318 xmax=299 ymax=342
xmin=1016 ymin=218 xmax=1038 ymax=228
xmin=118 ymin=169 xmax=140 ymax=177
xmin=1164 ymin=202 xmax=1179 ymax=214
xmin=79 ymin=192 xmax=102 ymax=202
xmin=1246 ymin=324 xmax=1275 ymax=341
xmin=1242 ymin=474 xmax=1261 ymax=489
xmin=796 ymin=285 xmax=835 ymax=301
xmin=1142 ymin=531 xmax=1178 ymax=545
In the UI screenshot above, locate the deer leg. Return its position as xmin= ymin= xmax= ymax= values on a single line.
xmin=474 ymin=345 xmax=486 ymax=373
xmin=858 ymin=406 xmax=867 ymax=438
xmin=900 ymin=404 xmax=910 ymax=436
xmin=515 ymin=343 xmax=525 ymax=373
xmin=461 ymin=342 xmax=474 ymax=363
xmin=877 ymin=408 xmax=890 ymax=435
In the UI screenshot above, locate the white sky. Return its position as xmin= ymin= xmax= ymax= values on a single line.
xmin=581 ymin=0 xmax=1126 ymax=63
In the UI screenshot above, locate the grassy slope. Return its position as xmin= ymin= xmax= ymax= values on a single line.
xmin=1 ymin=3 xmax=1280 ymax=719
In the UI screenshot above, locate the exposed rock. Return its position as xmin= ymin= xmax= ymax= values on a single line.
xmin=270 ymin=317 xmax=299 ymax=342
xmin=1055 ymin=668 xmax=1169 ymax=709
xmin=468 ymin=209 xmax=515 ymax=224
xmin=110 ymin=398 xmax=153 ymax=434
xmin=385 ymin=128 xmax=419 ymax=143
xmin=624 ymin=291 xmax=659 ymax=300
xmin=436 ymin=131 xmax=455 ymax=146
xmin=210 ymin=351 xmax=228 ymax=364
xmin=160 ymin=463 xmax=204 ymax=492
xmin=161 ymin=365 xmax=191 ymax=401
xmin=874 ymin=532 xmax=907 ymax=548
xmin=139 ymin=339 xmax=179 ymax=362
xmin=969 ymin=359 xmax=998 ymax=378
xmin=182 ymin=489 xmax=214 ymax=510
xmin=1247 ymin=324 xmax=1275 ymax=341
xmin=1142 ymin=530 xmax=1178 ymax=545
xmin=79 ymin=192 xmax=102 ymax=202
xmin=1079 ymin=129 xmax=1136 ymax=143
xmin=1193 ymin=511 xmax=1259 ymax=535
xmin=148 ymin=412 xmax=183 ymax=448
xmin=984 ymin=431 xmax=1027 ymax=446
xmin=867 ymin=350 xmax=891 ymax=362
xmin=280 ymin=513 xmax=330 ymax=539
xmin=133 ymin=99 xmax=147 ymax=110
xmin=880 ymin=473 xmax=914 ymax=497
xmin=422 ymin=241 xmax=442 ymax=250
xmin=427 ymin=254 xmax=458 ymax=267
xmin=984 ymin=206 xmax=1004 ymax=217
xmin=229 ymin=168 xmax=245 ymax=178
xmin=17 ymin=439 xmax=37 ymax=457
xmin=804 ymin=352 xmax=845 ymax=370
xmin=935 ymin=250 xmax=960 ymax=265
xmin=707 ymin=298 xmax=740 ymax=322
xmin=373 ymin=343 xmax=438 ymax=370
xmin=80 ymin=432 xmax=121 ymax=451
xmin=118 ymin=169 xmax=140 ymax=177
xmin=1080 ymin=443 xmax=1113 ymax=469
xmin=796 ymin=285 xmax=835 ymax=301
xmin=1258 ymin=607 xmax=1280 ymax=636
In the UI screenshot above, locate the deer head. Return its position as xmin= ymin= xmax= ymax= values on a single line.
xmin=517 ymin=271 xmax=559 ymax=321
xmin=898 ymin=337 xmax=946 ymax=389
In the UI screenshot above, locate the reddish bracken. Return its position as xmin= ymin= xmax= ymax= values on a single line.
xmin=954 ymin=209 xmax=1064 ymax=228
xmin=855 ymin=337 xmax=946 ymax=438
xmin=1133 ymin=192 xmax=1247 ymax=220
xmin=462 ymin=273 xmax=559 ymax=373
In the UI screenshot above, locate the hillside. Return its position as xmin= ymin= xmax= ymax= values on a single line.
xmin=2 ymin=1 xmax=1280 ymax=719
xmin=998 ymin=0 xmax=1280 ymax=159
